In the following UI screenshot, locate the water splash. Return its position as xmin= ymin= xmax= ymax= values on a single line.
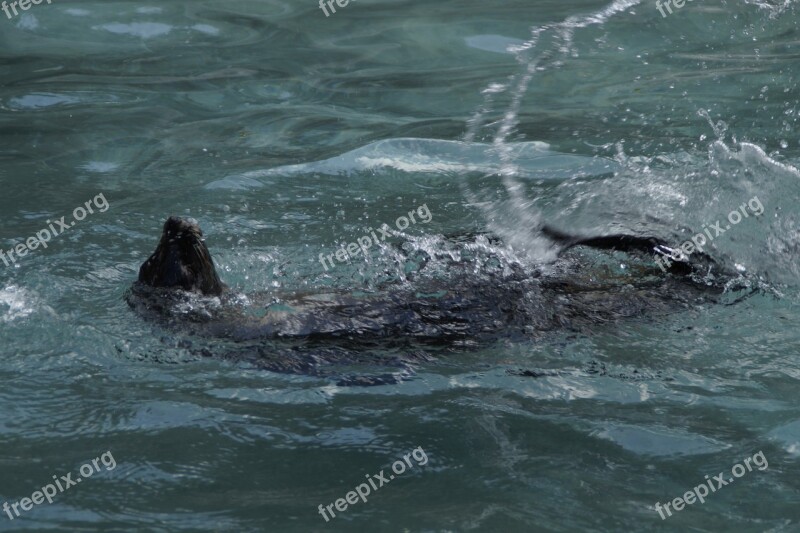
xmin=463 ymin=0 xmax=643 ymax=262
xmin=0 ymin=285 xmax=36 ymax=323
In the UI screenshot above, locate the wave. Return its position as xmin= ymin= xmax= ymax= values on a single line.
xmin=205 ymin=138 xmax=619 ymax=189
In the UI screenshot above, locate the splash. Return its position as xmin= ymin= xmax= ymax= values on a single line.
xmin=0 ymin=285 xmax=36 ymax=323
xmin=463 ymin=0 xmax=643 ymax=262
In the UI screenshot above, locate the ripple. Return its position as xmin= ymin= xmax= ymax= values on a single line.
xmin=767 ymin=419 xmax=800 ymax=456
xmin=245 ymin=138 xmax=619 ymax=180
xmin=16 ymin=13 xmax=38 ymax=30
xmin=465 ymin=34 xmax=525 ymax=55
xmin=93 ymin=22 xmax=173 ymax=39
xmin=135 ymin=7 xmax=163 ymax=14
xmin=64 ymin=8 xmax=91 ymax=16
xmin=7 ymin=93 xmax=82 ymax=110
xmin=592 ymin=425 xmax=730 ymax=457
xmin=191 ymin=24 xmax=220 ymax=36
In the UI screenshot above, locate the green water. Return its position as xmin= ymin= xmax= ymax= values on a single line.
xmin=1 ymin=0 xmax=800 ymax=531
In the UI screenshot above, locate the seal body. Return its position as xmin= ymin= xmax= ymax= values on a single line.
xmin=124 ymin=216 xmax=743 ymax=384
xmin=127 ymin=216 xmax=727 ymax=344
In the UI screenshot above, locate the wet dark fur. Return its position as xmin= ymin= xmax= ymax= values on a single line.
xmin=137 ymin=217 xmax=225 ymax=296
xmin=126 ymin=216 xmax=736 ymax=383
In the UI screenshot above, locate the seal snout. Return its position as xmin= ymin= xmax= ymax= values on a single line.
xmin=137 ymin=216 xmax=225 ymax=296
xmin=163 ymin=216 xmax=202 ymax=238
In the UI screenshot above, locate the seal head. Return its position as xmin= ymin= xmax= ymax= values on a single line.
xmin=137 ymin=216 xmax=225 ymax=296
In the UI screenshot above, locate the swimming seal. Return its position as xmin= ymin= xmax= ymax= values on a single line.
xmin=127 ymin=215 xmax=731 ymax=341
xmin=124 ymin=215 xmax=749 ymax=384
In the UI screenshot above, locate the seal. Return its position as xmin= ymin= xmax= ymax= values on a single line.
xmin=125 ymin=216 xmax=745 ymax=384
xmin=127 ymin=216 xmax=730 ymax=341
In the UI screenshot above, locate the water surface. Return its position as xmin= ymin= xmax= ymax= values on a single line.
xmin=1 ymin=0 xmax=800 ymax=531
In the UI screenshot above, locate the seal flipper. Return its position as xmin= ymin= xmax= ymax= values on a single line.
xmin=540 ymin=224 xmax=668 ymax=254
xmin=441 ymin=227 xmax=710 ymax=275
xmin=539 ymin=224 xmax=716 ymax=276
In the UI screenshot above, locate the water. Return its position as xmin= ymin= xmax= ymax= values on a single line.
xmin=1 ymin=0 xmax=800 ymax=531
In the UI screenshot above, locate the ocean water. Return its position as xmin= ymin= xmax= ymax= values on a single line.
xmin=2 ymin=0 xmax=800 ymax=531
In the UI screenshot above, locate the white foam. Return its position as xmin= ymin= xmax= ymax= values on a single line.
xmin=0 ymin=285 xmax=35 ymax=323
